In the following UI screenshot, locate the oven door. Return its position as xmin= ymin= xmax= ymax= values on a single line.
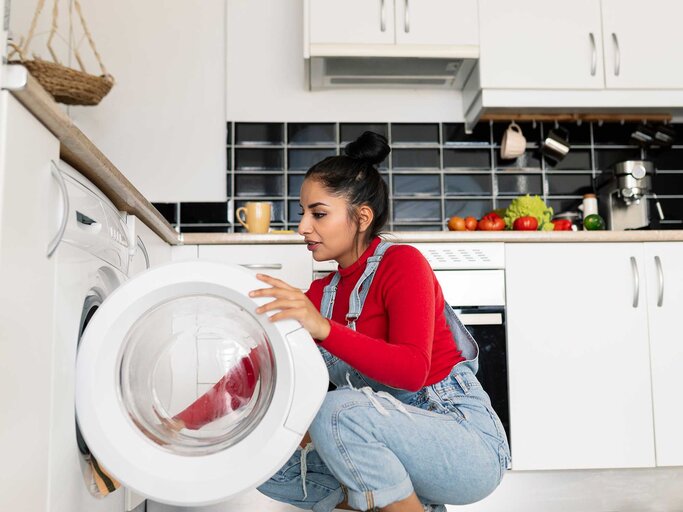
xmin=454 ymin=306 xmax=510 ymax=446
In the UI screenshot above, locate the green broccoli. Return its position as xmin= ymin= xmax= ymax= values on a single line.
xmin=503 ymin=195 xmax=554 ymax=231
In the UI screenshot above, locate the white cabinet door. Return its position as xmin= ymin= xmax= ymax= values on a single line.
xmin=198 ymin=244 xmax=313 ymax=290
xmin=478 ymin=0 xmax=604 ymax=89
xmin=505 ymin=243 xmax=655 ymax=470
xmin=309 ymin=0 xmax=395 ymax=45
xmin=644 ymin=242 xmax=683 ymax=467
xmin=67 ymin=0 xmax=226 ymax=203
xmin=0 ymin=92 xmax=60 ymax=511
xmin=394 ymin=0 xmax=478 ymax=47
xmin=601 ymin=0 xmax=683 ymax=89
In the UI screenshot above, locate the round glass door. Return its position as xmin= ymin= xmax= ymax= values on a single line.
xmin=119 ymin=294 xmax=276 ymax=456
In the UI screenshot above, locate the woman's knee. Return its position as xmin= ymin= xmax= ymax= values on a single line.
xmin=309 ymin=388 xmax=363 ymax=443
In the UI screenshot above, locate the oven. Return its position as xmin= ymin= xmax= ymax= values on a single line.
xmin=414 ymin=243 xmax=510 ymax=446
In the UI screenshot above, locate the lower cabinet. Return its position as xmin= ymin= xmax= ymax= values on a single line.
xmin=505 ymin=242 xmax=683 ymax=471
xmin=198 ymin=244 xmax=313 ymax=290
xmin=644 ymin=243 xmax=683 ymax=467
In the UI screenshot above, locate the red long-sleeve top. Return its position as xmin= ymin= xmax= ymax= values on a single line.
xmin=308 ymin=237 xmax=463 ymax=391
xmin=173 ymin=237 xmax=463 ymax=429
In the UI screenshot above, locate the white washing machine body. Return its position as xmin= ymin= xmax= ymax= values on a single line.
xmin=48 ymin=161 xmax=133 ymax=512
xmin=51 ymin=164 xmax=328 ymax=508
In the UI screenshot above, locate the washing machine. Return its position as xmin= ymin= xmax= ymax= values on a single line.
xmin=49 ymin=163 xmax=328 ymax=508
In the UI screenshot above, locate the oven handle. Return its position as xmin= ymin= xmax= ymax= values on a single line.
xmin=452 ymin=307 xmax=505 ymax=326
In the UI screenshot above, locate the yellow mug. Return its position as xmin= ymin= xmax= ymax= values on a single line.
xmin=236 ymin=202 xmax=272 ymax=233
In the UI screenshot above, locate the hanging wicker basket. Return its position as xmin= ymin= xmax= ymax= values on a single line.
xmin=9 ymin=0 xmax=114 ymax=106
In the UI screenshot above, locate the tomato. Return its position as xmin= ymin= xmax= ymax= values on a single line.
xmin=478 ymin=217 xmax=506 ymax=231
xmin=447 ymin=216 xmax=466 ymax=231
xmin=464 ymin=216 xmax=478 ymax=231
xmin=513 ymin=216 xmax=539 ymax=231
xmin=482 ymin=211 xmax=502 ymax=221
xmin=552 ymin=219 xmax=572 ymax=231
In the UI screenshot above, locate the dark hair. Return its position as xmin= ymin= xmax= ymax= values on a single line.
xmin=305 ymin=131 xmax=390 ymax=244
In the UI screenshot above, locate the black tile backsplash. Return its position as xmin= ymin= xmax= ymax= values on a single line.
xmin=157 ymin=121 xmax=683 ymax=232
xmin=235 ymin=174 xmax=283 ymax=197
xmin=180 ymin=202 xmax=228 ymax=224
xmin=497 ymin=174 xmax=543 ymax=196
xmin=288 ymin=123 xmax=336 ymax=145
xmin=443 ymin=148 xmax=491 ymax=169
xmin=235 ymin=148 xmax=284 ymax=170
xmin=288 ymin=148 xmax=337 ymax=170
xmin=391 ymin=123 xmax=440 ymax=144
xmin=340 ymin=123 xmax=389 ymax=143
xmin=235 ymin=122 xmax=283 ymax=145
xmin=546 ymin=173 xmax=594 ymax=196
xmin=392 ymin=148 xmax=440 ymax=169
xmin=393 ymin=174 xmax=441 ymax=196
xmin=445 ymin=174 xmax=492 ymax=196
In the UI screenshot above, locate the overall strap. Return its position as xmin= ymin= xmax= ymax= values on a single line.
xmin=319 ymin=240 xmax=394 ymax=330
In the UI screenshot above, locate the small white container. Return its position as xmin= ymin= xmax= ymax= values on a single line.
xmin=582 ymin=193 xmax=598 ymax=218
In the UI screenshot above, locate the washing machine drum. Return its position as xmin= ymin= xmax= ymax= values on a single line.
xmin=75 ymin=261 xmax=328 ymax=506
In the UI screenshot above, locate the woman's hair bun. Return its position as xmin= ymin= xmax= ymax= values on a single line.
xmin=344 ymin=131 xmax=390 ymax=166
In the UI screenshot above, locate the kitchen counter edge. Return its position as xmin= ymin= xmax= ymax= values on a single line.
xmin=182 ymin=231 xmax=683 ymax=245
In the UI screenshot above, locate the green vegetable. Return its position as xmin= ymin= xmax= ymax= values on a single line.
xmin=583 ymin=213 xmax=606 ymax=230
xmin=503 ymin=195 xmax=554 ymax=231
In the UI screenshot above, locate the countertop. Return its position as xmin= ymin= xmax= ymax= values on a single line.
xmin=182 ymin=230 xmax=683 ymax=244
xmin=11 ymin=66 xmax=683 ymax=246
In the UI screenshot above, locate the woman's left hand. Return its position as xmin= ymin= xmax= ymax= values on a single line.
xmin=249 ymin=274 xmax=331 ymax=341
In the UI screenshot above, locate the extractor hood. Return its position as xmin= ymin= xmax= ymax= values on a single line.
xmin=308 ymin=55 xmax=476 ymax=90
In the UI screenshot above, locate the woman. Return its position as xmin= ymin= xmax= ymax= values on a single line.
xmin=248 ymin=131 xmax=510 ymax=512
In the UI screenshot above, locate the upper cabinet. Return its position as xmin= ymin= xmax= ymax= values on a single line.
xmin=306 ymin=0 xmax=478 ymax=55
xmin=466 ymin=0 xmax=683 ymax=130
xmin=478 ymin=0 xmax=604 ymax=89
xmin=393 ymin=0 xmax=478 ymax=47
xmin=309 ymin=0 xmax=395 ymax=46
xmin=601 ymin=0 xmax=683 ymax=89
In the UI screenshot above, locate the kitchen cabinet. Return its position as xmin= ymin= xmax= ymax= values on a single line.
xmin=0 ymin=91 xmax=60 ymax=511
xmin=644 ymin=243 xmax=683 ymax=466
xmin=601 ymin=0 xmax=683 ymax=89
xmin=198 ymin=244 xmax=313 ymax=290
xmin=307 ymin=0 xmax=478 ymax=52
xmin=309 ymin=0 xmax=395 ymax=46
xmin=478 ymin=0 xmax=605 ymax=89
xmin=505 ymin=243 xmax=655 ymax=471
xmin=66 ymin=0 xmax=226 ymax=203
xmin=478 ymin=0 xmax=683 ymax=90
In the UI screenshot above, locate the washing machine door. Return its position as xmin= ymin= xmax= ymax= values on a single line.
xmin=75 ymin=261 xmax=328 ymax=506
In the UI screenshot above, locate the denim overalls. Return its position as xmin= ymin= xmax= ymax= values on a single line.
xmin=258 ymin=241 xmax=511 ymax=512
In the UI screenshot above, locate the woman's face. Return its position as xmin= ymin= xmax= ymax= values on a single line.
xmin=297 ymin=179 xmax=370 ymax=268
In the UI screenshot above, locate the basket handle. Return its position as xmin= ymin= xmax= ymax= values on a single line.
xmin=20 ymin=0 xmax=112 ymax=80
xmin=74 ymin=0 xmax=111 ymax=78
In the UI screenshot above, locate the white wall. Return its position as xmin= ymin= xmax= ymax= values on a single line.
xmin=9 ymin=0 xmax=227 ymax=204
xmin=226 ymin=0 xmax=466 ymax=122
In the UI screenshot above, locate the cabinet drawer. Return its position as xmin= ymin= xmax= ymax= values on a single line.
xmin=198 ymin=245 xmax=313 ymax=289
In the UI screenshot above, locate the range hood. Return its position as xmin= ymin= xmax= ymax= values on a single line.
xmin=309 ymin=55 xmax=476 ymax=90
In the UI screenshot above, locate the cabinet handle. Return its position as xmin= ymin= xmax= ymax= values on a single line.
xmin=47 ymin=160 xmax=70 ymax=258
xmin=630 ymin=256 xmax=640 ymax=308
xmin=380 ymin=0 xmax=386 ymax=32
xmin=404 ymin=0 xmax=410 ymax=33
xmin=612 ymin=33 xmax=621 ymax=76
xmin=589 ymin=32 xmax=597 ymax=76
xmin=240 ymin=263 xmax=283 ymax=270
xmin=655 ymin=256 xmax=664 ymax=307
